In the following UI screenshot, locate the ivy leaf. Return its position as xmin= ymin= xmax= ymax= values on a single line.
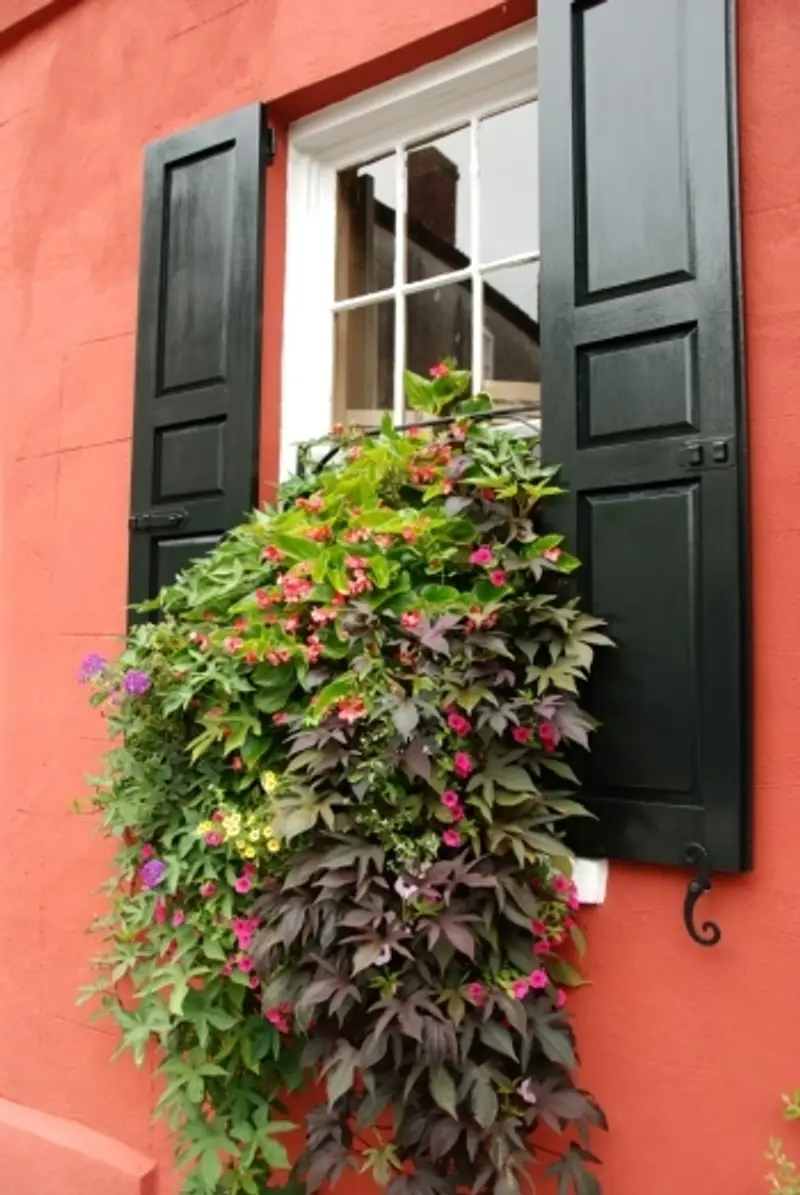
xmin=429 ymin=1067 xmax=458 ymax=1119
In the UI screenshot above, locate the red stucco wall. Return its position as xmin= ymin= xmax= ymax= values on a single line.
xmin=0 ymin=1 xmax=799 ymax=1193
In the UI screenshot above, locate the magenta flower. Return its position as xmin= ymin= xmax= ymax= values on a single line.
xmin=466 ymin=981 xmax=487 ymax=1008
xmin=447 ymin=711 xmax=472 ymax=736
xmin=441 ymin=790 xmax=461 ymax=809
xmin=538 ymin=721 xmax=560 ymax=753
xmin=552 ymin=874 xmax=572 ymax=895
xmin=171 ymin=910 xmax=185 ymax=927
xmin=533 ymin=939 xmax=550 ymax=956
xmin=453 ymin=752 xmax=474 ymax=779
xmin=469 ymin=546 xmax=494 ymax=566
xmin=221 ymin=962 xmax=233 ymax=978
xmin=200 ymin=882 xmax=217 ymax=899
xmin=511 ymin=977 xmax=530 ymax=999
xmin=154 ymin=899 xmax=167 ymax=925
xmin=77 ymin=652 xmax=108 ymax=683
xmin=140 ymin=859 xmax=166 ymax=889
xmin=141 ymin=843 xmax=154 ymax=860
xmin=489 ymin=569 xmax=507 ymax=588
xmin=531 ymin=918 xmax=547 ymax=936
xmin=529 ymin=969 xmax=548 ymax=990
xmin=556 ymin=988 xmax=568 ymax=1009
xmin=512 ymin=726 xmax=532 ymax=744
xmin=442 ymin=828 xmax=462 ymax=848
xmin=450 ymin=804 xmax=466 ymax=822
xmin=234 ymin=875 xmax=252 ymax=895
xmin=238 ymin=955 xmax=254 ymax=973
xmin=123 ymin=669 xmax=151 ymax=696
xmin=203 ymin=832 xmax=223 ymax=847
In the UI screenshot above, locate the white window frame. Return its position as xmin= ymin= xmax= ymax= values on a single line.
xmin=280 ymin=20 xmax=538 ymax=479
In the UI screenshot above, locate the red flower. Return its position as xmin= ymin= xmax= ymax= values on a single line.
xmin=489 ymin=569 xmax=507 ymax=588
xmin=453 ymin=752 xmax=474 ymax=779
xmin=297 ymin=493 xmax=324 ymax=513
xmin=283 ymin=616 xmax=301 ymax=633
xmin=224 ymin=636 xmax=243 ymax=653
xmin=373 ymin=534 xmax=393 ymax=548
xmin=469 ymin=546 xmax=494 ymax=566
xmin=447 ymin=711 xmax=472 ymax=736
xmin=345 ymin=554 xmax=369 ymax=570
xmin=401 ymin=527 xmax=418 ymax=543
xmin=231 ymin=756 xmax=244 ymax=771
xmin=442 ymin=828 xmax=462 ymax=848
xmin=338 ymin=696 xmax=367 ymax=724
xmin=273 ymin=712 xmax=289 ymax=725
xmin=429 ymin=362 xmax=450 ymax=379
xmin=244 ymin=651 xmax=259 ymax=665
xmin=234 ymin=616 xmax=247 ymax=631
xmin=400 ymin=610 xmax=421 ymax=629
xmin=466 ymin=981 xmax=487 ymax=1007
xmin=538 ymin=721 xmax=560 ymax=753
xmin=188 ymin=631 xmax=209 ymax=649
xmin=263 ymin=545 xmax=285 ymax=563
xmin=306 ymin=524 xmax=332 ymax=542
xmin=512 ymin=726 xmax=532 ymax=744
xmin=347 ymin=445 xmax=364 ymax=462
xmin=255 ymin=588 xmax=272 ymax=609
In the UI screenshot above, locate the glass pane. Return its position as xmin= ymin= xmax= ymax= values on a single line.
xmin=481 ymin=262 xmax=540 ymax=410
xmin=406 ymin=126 xmax=472 ymax=285
xmin=479 ymin=102 xmax=539 ymax=262
xmin=405 ymin=282 xmax=473 ymax=408
xmin=335 ymin=153 xmax=396 ymax=300
xmin=334 ymin=299 xmax=395 ymax=427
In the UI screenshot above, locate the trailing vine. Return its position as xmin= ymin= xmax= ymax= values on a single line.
xmin=80 ymin=365 xmax=609 ymax=1195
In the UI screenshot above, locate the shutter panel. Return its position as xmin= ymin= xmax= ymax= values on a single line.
xmin=539 ymin=0 xmax=750 ymax=871
xmin=128 ymin=103 xmax=267 ymax=614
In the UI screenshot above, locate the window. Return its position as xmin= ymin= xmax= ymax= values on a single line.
xmin=281 ymin=23 xmax=539 ymax=475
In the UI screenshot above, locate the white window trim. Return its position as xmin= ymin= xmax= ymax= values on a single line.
xmin=279 ymin=19 xmax=607 ymax=906
xmin=280 ymin=20 xmax=538 ymax=480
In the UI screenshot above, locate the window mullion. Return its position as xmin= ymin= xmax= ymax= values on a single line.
xmin=469 ymin=116 xmax=483 ymax=391
xmin=392 ymin=143 xmax=407 ymax=423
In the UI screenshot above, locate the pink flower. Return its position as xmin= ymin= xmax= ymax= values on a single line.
xmin=440 ymin=790 xmax=461 ymax=809
xmin=442 ymin=828 xmax=462 ymax=848
xmin=249 ymin=974 xmax=260 ymax=990
xmin=511 ymin=977 xmax=530 ymax=999
xmin=531 ymin=918 xmax=547 ymax=936
xmin=556 ymin=988 xmax=568 ymax=1009
xmin=568 ymin=893 xmax=580 ymax=910
xmin=529 ymin=969 xmax=548 ymax=990
xmin=543 ymin=547 xmax=562 ymax=564
xmin=224 ymin=636 xmax=243 ymax=653
xmin=234 ymin=875 xmax=252 ymax=895
xmin=512 ymin=726 xmax=532 ymax=744
xmin=533 ymin=940 xmax=550 ymax=956
xmin=154 ymin=899 xmax=167 ymax=926
xmin=171 ymin=910 xmax=185 ymax=927
xmin=238 ymin=955 xmax=254 ymax=973
xmin=200 ymin=882 xmax=217 ymax=899
xmin=518 ymin=1079 xmax=538 ymax=1105
xmin=453 ymin=752 xmax=474 ymax=779
xmin=283 ymin=615 xmax=300 ymax=633
xmin=266 ymin=1003 xmax=294 ymax=1035
xmin=231 ymin=756 xmax=244 ymax=771
xmin=564 ymin=916 xmax=577 ymax=930
xmin=447 ymin=711 xmax=472 ymax=736
xmin=552 ymin=874 xmax=573 ymax=895
xmin=221 ymin=962 xmax=233 ymax=978
xmin=450 ymin=804 xmax=466 ymax=822
xmin=273 ymin=712 xmax=289 ymax=725
xmin=469 ymin=546 xmax=494 ymax=566
xmin=466 ymin=981 xmax=487 ymax=1007
xmin=141 ymin=843 xmax=154 ymax=860
xmin=489 ymin=569 xmax=507 ymax=588
xmin=400 ymin=611 xmax=421 ymax=629
xmin=338 ymin=696 xmax=367 ymax=723
xmin=429 ymin=362 xmax=450 ymax=379
xmin=203 ymin=831 xmax=223 ymax=847
xmin=263 ymin=545 xmax=286 ymax=563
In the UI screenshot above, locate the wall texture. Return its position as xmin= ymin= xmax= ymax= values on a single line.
xmin=0 ymin=1 xmax=798 ymax=1193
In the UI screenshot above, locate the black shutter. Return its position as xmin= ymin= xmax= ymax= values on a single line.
xmin=128 ymin=103 xmax=267 ymax=613
xmin=539 ymin=0 xmax=749 ymax=871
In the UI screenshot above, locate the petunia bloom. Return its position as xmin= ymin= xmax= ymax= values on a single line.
xmin=200 ymin=882 xmax=217 ymax=899
xmin=511 ymin=977 xmax=530 ymax=999
xmin=442 ymin=828 xmax=462 ymax=848
xmin=466 ymin=981 xmax=487 ymax=1007
xmin=489 ymin=569 xmax=507 ymax=588
xmin=140 ymin=859 xmax=167 ymax=889
xmin=512 ymin=726 xmax=532 ymax=744
xmin=469 ymin=546 xmax=494 ymax=566
xmin=234 ymin=875 xmax=252 ymax=895
xmin=77 ymin=652 xmax=107 ymax=684
xmin=447 ymin=711 xmax=472 ymax=736
xmin=440 ymin=790 xmax=461 ymax=809
xmin=529 ymin=969 xmax=548 ymax=990
xmin=123 ymin=669 xmax=151 ymax=696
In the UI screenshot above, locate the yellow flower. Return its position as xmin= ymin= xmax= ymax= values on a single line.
xmin=241 ymin=845 xmax=257 ymax=859
xmin=261 ymin=771 xmax=279 ymax=795
xmin=223 ymin=815 xmax=241 ymax=836
xmin=236 ymin=838 xmax=248 ymax=852
xmin=248 ymin=829 xmax=260 ymax=843
xmin=267 ymin=839 xmax=281 ymax=853
xmin=197 ymin=820 xmax=213 ymax=836
xmin=262 ymin=825 xmax=274 ymax=840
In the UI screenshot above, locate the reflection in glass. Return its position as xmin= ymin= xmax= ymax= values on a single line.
xmin=334 ymin=300 xmax=395 ymax=426
xmin=406 ymin=126 xmax=471 ymax=285
xmin=405 ymin=282 xmax=473 ymax=404
xmin=479 ymin=102 xmax=539 ymax=261
xmin=335 ymin=153 xmax=396 ymax=300
xmin=481 ymin=262 xmax=540 ymax=409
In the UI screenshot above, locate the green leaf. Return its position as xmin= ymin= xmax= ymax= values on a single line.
xmin=537 ymin=1021 xmax=576 ymax=1068
xmin=479 ymin=1021 xmax=517 ymax=1061
xmin=471 ymin=1074 xmax=499 ymax=1128
xmin=429 ymin=1067 xmax=458 ymax=1119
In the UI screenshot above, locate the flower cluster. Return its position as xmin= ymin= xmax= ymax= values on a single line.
xmin=79 ymin=364 xmax=610 ymax=1195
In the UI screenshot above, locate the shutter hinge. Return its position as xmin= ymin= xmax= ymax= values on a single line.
xmin=129 ymin=508 xmax=188 ymax=532
xmin=263 ymin=125 xmax=277 ymax=164
xmin=677 ymin=437 xmax=734 ymax=471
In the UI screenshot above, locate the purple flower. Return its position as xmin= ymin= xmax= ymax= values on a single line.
xmin=77 ymin=652 xmax=107 ymax=683
xmin=123 ymin=669 xmax=151 ymax=696
xmin=140 ymin=859 xmax=167 ymax=889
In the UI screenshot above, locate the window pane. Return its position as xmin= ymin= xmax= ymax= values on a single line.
xmin=481 ymin=262 xmax=539 ymax=410
xmin=335 ymin=153 xmax=396 ymax=300
xmin=405 ymin=281 xmax=473 ymax=405
xmin=334 ymin=299 xmax=395 ymax=426
xmin=406 ymin=127 xmax=472 ymax=285
xmin=479 ymin=102 xmax=539 ymax=262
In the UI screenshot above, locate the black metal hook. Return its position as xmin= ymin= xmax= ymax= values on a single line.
xmin=683 ymin=843 xmax=722 ymax=947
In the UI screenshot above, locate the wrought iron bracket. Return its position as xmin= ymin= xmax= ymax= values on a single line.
xmin=683 ymin=843 xmax=722 ymax=947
